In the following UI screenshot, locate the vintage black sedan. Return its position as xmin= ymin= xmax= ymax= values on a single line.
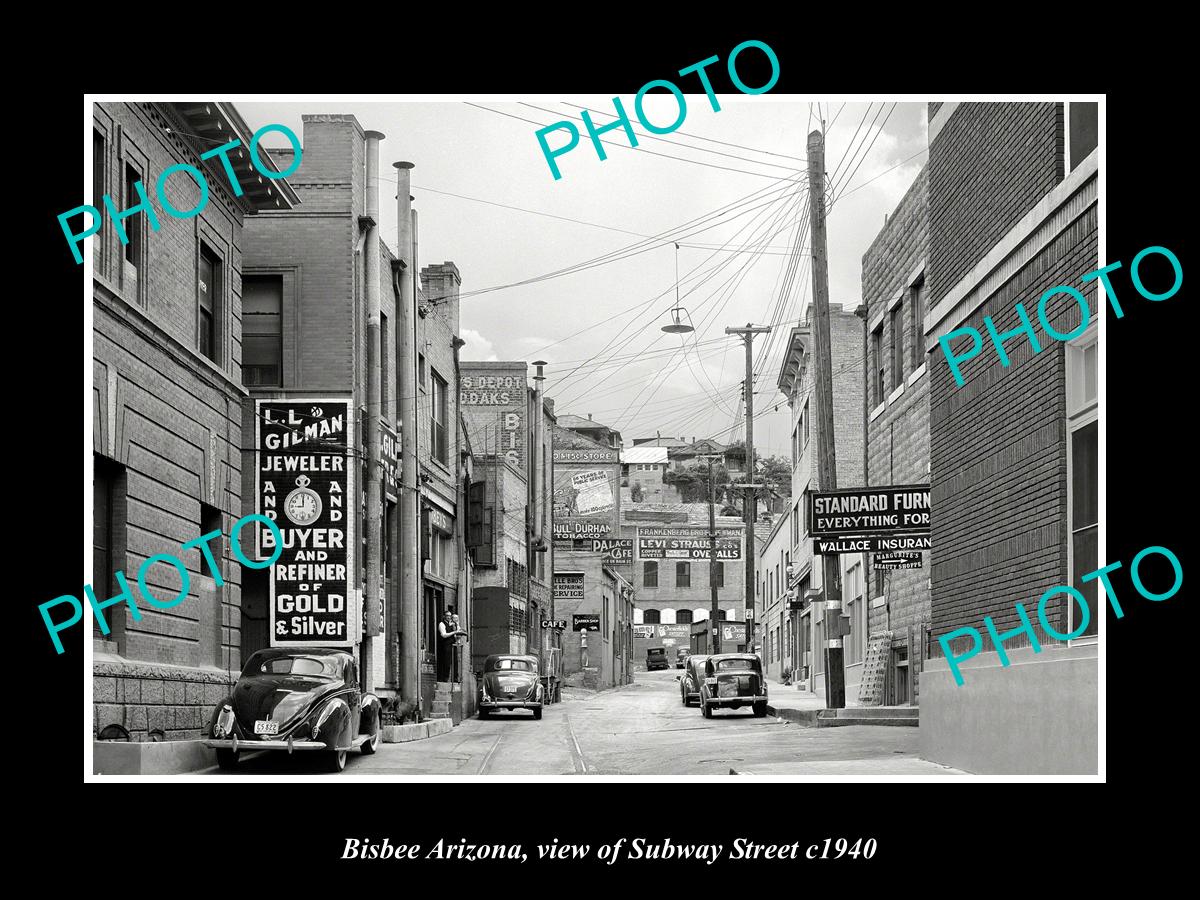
xmin=203 ymin=648 xmax=382 ymax=773
xmin=477 ymin=654 xmax=543 ymax=720
xmin=677 ymin=654 xmax=709 ymax=707
xmin=698 ymin=653 xmax=768 ymax=718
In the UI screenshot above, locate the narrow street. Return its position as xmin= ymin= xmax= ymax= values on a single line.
xmin=204 ymin=670 xmax=961 ymax=776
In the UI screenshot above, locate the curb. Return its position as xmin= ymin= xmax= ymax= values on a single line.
xmin=383 ymin=719 xmax=453 ymax=743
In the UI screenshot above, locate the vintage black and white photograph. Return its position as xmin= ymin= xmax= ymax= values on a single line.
xmin=70 ymin=88 xmax=1128 ymax=782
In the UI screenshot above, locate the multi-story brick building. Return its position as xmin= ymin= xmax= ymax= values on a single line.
xmin=462 ymin=362 xmax=555 ymax=672
xmin=91 ymin=102 xmax=299 ymax=740
xmin=240 ymin=114 xmax=472 ymax=721
xmin=767 ymin=304 xmax=865 ymax=701
xmin=920 ymin=102 xmax=1099 ymax=774
xmin=860 ymin=166 xmax=932 ymax=705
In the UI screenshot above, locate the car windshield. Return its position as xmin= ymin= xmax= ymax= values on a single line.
xmin=648 ymin=649 xmax=666 ymax=657
xmin=259 ymin=656 xmax=340 ymax=678
xmin=716 ymin=658 xmax=756 ymax=671
xmin=490 ymin=658 xmax=534 ymax=672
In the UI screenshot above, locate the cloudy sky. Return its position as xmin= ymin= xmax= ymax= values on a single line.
xmin=239 ymin=97 xmax=928 ymax=460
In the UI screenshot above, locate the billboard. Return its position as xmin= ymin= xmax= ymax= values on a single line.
xmin=637 ymin=526 xmax=742 ymax=560
xmin=460 ymin=364 xmax=527 ymax=470
xmin=553 ymin=441 xmax=619 ymax=540
xmin=553 ymin=572 xmax=585 ymax=602
xmin=256 ymin=399 xmax=354 ymax=647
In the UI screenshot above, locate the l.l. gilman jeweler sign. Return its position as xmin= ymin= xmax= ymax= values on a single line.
xmin=256 ymin=399 xmax=355 ymax=647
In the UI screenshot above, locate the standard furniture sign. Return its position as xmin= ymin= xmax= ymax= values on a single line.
xmin=808 ymin=485 xmax=931 ymax=539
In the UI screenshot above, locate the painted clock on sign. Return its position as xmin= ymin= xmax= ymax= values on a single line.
xmin=284 ymin=475 xmax=323 ymax=525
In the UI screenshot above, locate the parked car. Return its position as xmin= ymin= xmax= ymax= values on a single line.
xmin=203 ymin=648 xmax=381 ymax=773
xmin=646 ymin=647 xmax=670 ymax=671
xmin=478 ymin=654 xmax=543 ymax=720
xmin=698 ymin=653 xmax=768 ymax=718
xmin=675 ymin=649 xmax=691 ymax=669
xmin=678 ymin=654 xmax=709 ymax=706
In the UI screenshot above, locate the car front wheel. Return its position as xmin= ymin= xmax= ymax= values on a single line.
xmin=360 ymin=727 xmax=381 ymax=755
xmin=478 ymin=708 xmax=490 ymax=719
xmin=324 ymin=748 xmax=348 ymax=773
xmin=216 ymin=748 xmax=238 ymax=770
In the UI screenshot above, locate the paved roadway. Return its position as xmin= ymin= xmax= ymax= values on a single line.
xmin=203 ymin=669 xmax=962 ymax=776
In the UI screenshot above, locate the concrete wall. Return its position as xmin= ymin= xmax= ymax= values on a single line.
xmin=919 ymin=644 xmax=1097 ymax=774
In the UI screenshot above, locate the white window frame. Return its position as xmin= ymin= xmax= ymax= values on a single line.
xmin=1065 ymin=320 xmax=1098 ymax=642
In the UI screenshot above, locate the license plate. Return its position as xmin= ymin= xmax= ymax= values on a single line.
xmin=254 ymin=720 xmax=279 ymax=735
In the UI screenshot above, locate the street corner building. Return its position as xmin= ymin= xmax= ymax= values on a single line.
xmin=550 ymin=415 xmax=633 ymax=690
xmin=91 ymin=101 xmax=300 ymax=743
xmin=758 ymin=304 xmax=864 ymax=698
xmin=460 ymin=361 xmax=560 ymax=683
xmin=919 ymin=101 xmax=1099 ymax=774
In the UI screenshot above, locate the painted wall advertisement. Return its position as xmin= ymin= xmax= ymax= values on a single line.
xmin=257 ymin=399 xmax=355 ymax=647
xmin=553 ymin=445 xmax=619 ymax=540
xmin=637 ymin=526 xmax=742 ymax=560
xmin=553 ymin=572 xmax=585 ymax=603
xmin=460 ymin=364 xmax=526 ymax=470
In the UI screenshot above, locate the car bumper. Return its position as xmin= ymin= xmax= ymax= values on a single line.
xmin=647 ymin=664 xmax=669 ymax=670
xmin=480 ymin=700 xmax=543 ymax=710
xmin=706 ymin=695 xmax=768 ymax=707
xmin=204 ymin=736 xmax=328 ymax=753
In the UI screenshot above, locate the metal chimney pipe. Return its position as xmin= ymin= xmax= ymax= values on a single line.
xmin=363 ymin=131 xmax=385 ymax=664
xmin=532 ymin=361 xmax=547 ymax=546
xmin=393 ymin=161 xmax=420 ymax=710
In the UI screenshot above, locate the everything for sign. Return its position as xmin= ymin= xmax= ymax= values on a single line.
xmin=808 ymin=485 xmax=931 ymax=538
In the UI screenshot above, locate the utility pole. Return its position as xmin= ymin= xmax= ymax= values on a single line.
xmin=393 ymin=161 xmax=420 ymax=712
xmin=724 ymin=324 xmax=771 ymax=655
xmin=704 ymin=453 xmax=720 ymax=655
xmin=807 ymin=127 xmax=846 ymax=709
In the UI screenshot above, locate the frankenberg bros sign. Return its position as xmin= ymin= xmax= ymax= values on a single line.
xmin=257 ymin=399 xmax=354 ymax=646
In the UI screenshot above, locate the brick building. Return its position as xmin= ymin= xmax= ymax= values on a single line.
xmin=91 ymin=102 xmax=298 ymax=739
xmin=765 ymin=304 xmax=865 ymax=701
xmin=551 ymin=422 xmax=629 ymax=688
xmin=240 ymin=114 xmax=472 ymax=721
xmin=919 ymin=102 xmax=1099 ymax=774
xmin=861 ymin=166 xmax=932 ymax=704
xmin=461 ymin=362 xmax=555 ymax=671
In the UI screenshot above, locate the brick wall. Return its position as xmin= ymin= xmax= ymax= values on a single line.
xmin=928 ymin=103 xmax=1061 ymax=310
xmin=928 ymin=102 xmax=1096 ymax=657
xmin=861 ymin=166 xmax=932 ymax=697
xmin=92 ymin=102 xmax=252 ymax=738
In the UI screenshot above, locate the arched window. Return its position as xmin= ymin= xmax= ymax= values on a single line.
xmin=693 ymin=608 xmax=708 ymax=622
xmin=660 ymin=608 xmax=676 ymax=625
xmin=676 ymin=609 xmax=693 ymax=624
xmin=643 ymin=609 xmax=661 ymax=624
xmin=717 ymin=609 xmax=728 ymax=621
xmin=632 ymin=608 xmax=643 ymax=624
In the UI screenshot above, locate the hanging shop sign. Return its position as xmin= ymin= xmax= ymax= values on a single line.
xmin=815 ymin=535 xmax=931 ymax=554
xmin=380 ymin=420 xmax=399 ymax=499
xmin=637 ymin=526 xmax=742 ymax=560
xmin=872 ymin=552 xmax=923 ymax=570
xmin=808 ymin=485 xmax=931 ymax=539
xmin=257 ymin=399 xmax=354 ymax=647
xmin=573 ymin=614 xmax=600 ymax=632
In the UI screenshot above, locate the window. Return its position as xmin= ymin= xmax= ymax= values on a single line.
xmin=791 ymin=424 xmax=799 ymax=468
xmin=713 ymin=561 xmax=724 ymax=588
xmin=801 ymin=489 xmax=810 ymax=536
xmin=429 ymin=532 xmax=449 ymax=578
xmin=872 ymin=323 xmax=885 ymax=405
xmin=1066 ymin=102 xmax=1098 ymax=172
xmin=717 ymin=609 xmax=727 ymax=621
xmin=92 ymin=131 xmax=106 ymax=270
xmin=802 ymin=400 xmax=809 ymax=447
xmin=430 ymin=369 xmax=448 ymax=465
xmin=418 ymin=354 xmax=426 ymax=393
xmin=643 ymin=561 xmax=658 ymax=588
xmin=1067 ymin=331 xmax=1098 ymax=638
xmin=643 ymin=608 xmax=661 ymax=624
xmin=875 ymin=567 xmax=886 ymax=599
xmin=124 ymin=163 xmax=142 ymax=269
xmin=92 ymin=455 xmax=127 ymax=650
xmin=791 ymin=503 xmax=800 ymax=547
xmin=844 ymin=562 xmax=864 ymax=665
xmin=198 ymin=244 xmax=220 ymax=363
xmin=677 ymin=609 xmax=693 ymax=624
xmin=381 ymin=313 xmax=389 ymax=416
xmin=676 ymin=562 xmax=691 ymax=589
xmin=910 ymin=275 xmax=926 ymax=369
xmin=242 ymin=275 xmax=282 ymax=386
xmin=891 ymin=301 xmax=904 ymax=389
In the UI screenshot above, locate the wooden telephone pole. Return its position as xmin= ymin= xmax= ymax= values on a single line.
xmin=807 ymin=127 xmax=846 ymax=709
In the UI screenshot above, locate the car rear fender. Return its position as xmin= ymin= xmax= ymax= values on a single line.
xmin=358 ymin=693 xmax=382 ymax=735
xmin=313 ymin=697 xmax=352 ymax=747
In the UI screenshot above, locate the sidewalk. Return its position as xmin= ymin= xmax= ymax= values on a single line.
xmin=764 ymin=676 xmax=915 ymax=726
